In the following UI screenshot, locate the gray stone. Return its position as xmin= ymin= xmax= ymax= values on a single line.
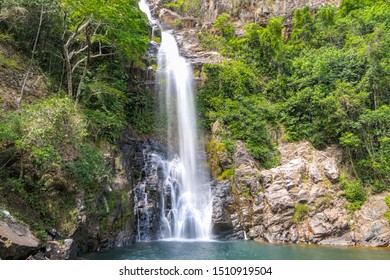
xmin=322 ymin=158 xmax=339 ymax=183
xmin=0 ymin=212 xmax=40 ymax=260
xmin=45 ymin=239 xmax=77 ymax=260
xmin=211 ymin=180 xmax=244 ymax=239
xmin=265 ymin=184 xmax=294 ymax=213
xmin=353 ymin=194 xmax=390 ymax=247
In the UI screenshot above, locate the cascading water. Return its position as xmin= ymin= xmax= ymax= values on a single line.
xmin=136 ymin=0 xmax=212 ymax=240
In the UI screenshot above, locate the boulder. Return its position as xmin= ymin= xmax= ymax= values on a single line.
xmin=159 ymin=8 xmax=196 ymax=30
xmin=0 ymin=210 xmax=40 ymax=259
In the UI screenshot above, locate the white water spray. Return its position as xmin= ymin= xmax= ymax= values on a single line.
xmin=138 ymin=0 xmax=212 ymax=240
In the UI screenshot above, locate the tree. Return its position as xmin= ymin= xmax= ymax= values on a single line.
xmin=60 ymin=0 xmax=149 ymax=102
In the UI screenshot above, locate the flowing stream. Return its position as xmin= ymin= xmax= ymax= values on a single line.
xmin=136 ymin=0 xmax=212 ymax=241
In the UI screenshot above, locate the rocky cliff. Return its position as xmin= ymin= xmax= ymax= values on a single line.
xmin=200 ymin=0 xmax=340 ymax=25
xmin=210 ymin=121 xmax=390 ymax=246
xmin=144 ymin=0 xmax=390 ymax=248
xmin=147 ymin=0 xmax=341 ymax=66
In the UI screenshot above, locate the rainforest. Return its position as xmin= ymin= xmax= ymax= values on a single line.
xmin=0 ymin=0 xmax=389 ymax=260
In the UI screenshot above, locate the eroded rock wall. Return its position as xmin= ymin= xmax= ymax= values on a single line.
xmin=210 ymin=125 xmax=390 ymax=247
xmin=200 ymin=0 xmax=341 ymax=25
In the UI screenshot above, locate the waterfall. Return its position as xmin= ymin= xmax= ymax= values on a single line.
xmin=136 ymin=0 xmax=212 ymax=240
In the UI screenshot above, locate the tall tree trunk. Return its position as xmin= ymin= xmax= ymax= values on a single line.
xmin=63 ymin=44 xmax=73 ymax=97
xmin=63 ymin=18 xmax=91 ymax=99
xmin=75 ymin=60 xmax=88 ymax=105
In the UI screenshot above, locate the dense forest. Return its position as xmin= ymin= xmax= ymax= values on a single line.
xmin=196 ymin=0 xmax=390 ymax=211
xmin=0 ymin=0 xmax=152 ymax=239
xmin=1 ymin=0 xmax=390 ymax=251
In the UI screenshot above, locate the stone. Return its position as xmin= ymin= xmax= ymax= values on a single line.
xmin=353 ymin=194 xmax=390 ymax=247
xmin=159 ymin=8 xmax=196 ymax=30
xmin=308 ymin=163 xmax=323 ymax=183
xmin=318 ymin=233 xmax=355 ymax=246
xmin=265 ymin=184 xmax=294 ymax=213
xmin=200 ymin=0 xmax=341 ymax=31
xmin=279 ymin=158 xmax=307 ymax=189
xmin=211 ymin=180 xmax=243 ymax=239
xmin=208 ymin=140 xmax=375 ymax=246
xmin=0 ymin=212 xmax=40 ymax=260
xmin=322 ymin=158 xmax=339 ymax=183
xmin=45 ymin=239 xmax=77 ymax=260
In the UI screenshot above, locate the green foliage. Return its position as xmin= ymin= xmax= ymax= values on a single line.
xmin=0 ymin=0 xmax=150 ymax=240
xmin=182 ymin=0 xmax=201 ymax=17
xmin=82 ymin=82 xmax=129 ymax=142
xmin=384 ymin=212 xmax=390 ymax=224
xmin=198 ymin=61 xmax=279 ymax=167
xmin=198 ymin=13 xmax=235 ymax=52
xmin=20 ymin=97 xmax=87 ymax=151
xmin=0 ymin=52 xmax=21 ymax=70
xmin=66 ymin=143 xmax=108 ymax=190
xmin=217 ymin=167 xmax=234 ymax=181
xmin=384 ymin=196 xmax=390 ymax=224
xmin=293 ymin=202 xmax=310 ymax=223
xmin=207 ymin=138 xmax=227 ymax=178
xmin=126 ymin=91 xmax=156 ymax=134
xmin=385 ymin=196 xmax=390 ymax=209
xmin=61 ymin=0 xmax=149 ymax=61
xmin=32 ymin=223 xmax=48 ymax=242
xmin=0 ymin=112 xmax=21 ymax=143
xmin=214 ymin=14 xmax=235 ymax=40
xmin=162 ymin=0 xmax=202 ymax=17
xmin=199 ymin=0 xmax=390 ymax=190
xmin=340 ymin=175 xmax=366 ymax=211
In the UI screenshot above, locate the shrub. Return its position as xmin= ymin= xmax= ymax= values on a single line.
xmin=385 ymin=196 xmax=390 ymax=208
xmin=65 ymin=143 xmax=109 ymax=191
xmin=293 ymin=202 xmax=310 ymax=223
xmin=218 ymin=167 xmax=234 ymax=181
xmin=339 ymin=175 xmax=366 ymax=211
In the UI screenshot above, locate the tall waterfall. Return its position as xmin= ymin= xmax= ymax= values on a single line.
xmin=137 ymin=0 xmax=212 ymax=240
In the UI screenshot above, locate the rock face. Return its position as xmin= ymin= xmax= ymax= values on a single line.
xmin=200 ymin=0 xmax=341 ymax=25
xmin=159 ymin=8 xmax=197 ymax=30
xmin=146 ymin=0 xmax=341 ymax=67
xmin=353 ymin=195 xmax=390 ymax=247
xmin=211 ymin=180 xmax=243 ymax=239
xmin=210 ymin=133 xmax=390 ymax=247
xmin=129 ymin=140 xmax=169 ymax=241
xmin=44 ymin=239 xmax=77 ymax=260
xmin=0 ymin=210 xmax=40 ymax=259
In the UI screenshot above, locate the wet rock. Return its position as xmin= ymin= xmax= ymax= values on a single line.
xmin=131 ymin=142 xmax=168 ymax=241
xmin=318 ymin=234 xmax=355 ymax=246
xmin=211 ymin=180 xmax=241 ymax=239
